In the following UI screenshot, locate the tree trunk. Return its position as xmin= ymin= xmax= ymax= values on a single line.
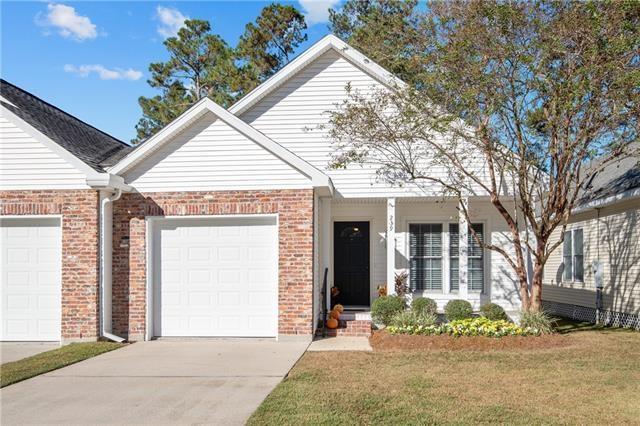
xmin=530 ymin=262 xmax=544 ymax=312
xmin=529 ymin=242 xmax=547 ymax=312
xmin=517 ymin=265 xmax=531 ymax=311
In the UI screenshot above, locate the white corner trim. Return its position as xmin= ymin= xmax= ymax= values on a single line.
xmin=0 ymin=104 xmax=102 ymax=179
xmin=229 ymin=34 xmax=405 ymax=117
xmin=108 ymin=98 xmax=334 ymax=192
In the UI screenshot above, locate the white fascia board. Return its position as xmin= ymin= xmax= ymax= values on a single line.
xmin=0 ymin=104 xmax=101 ymax=180
xmin=572 ymin=187 xmax=640 ymax=214
xmin=109 ymin=97 xmax=333 ymax=193
xmin=86 ymin=173 xmax=132 ymax=191
xmin=229 ymin=34 xmax=405 ymax=116
xmin=107 ymin=97 xmax=211 ymax=175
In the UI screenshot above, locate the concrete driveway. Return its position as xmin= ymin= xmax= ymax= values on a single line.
xmin=0 ymin=338 xmax=309 ymax=425
xmin=1 ymin=342 xmax=60 ymax=364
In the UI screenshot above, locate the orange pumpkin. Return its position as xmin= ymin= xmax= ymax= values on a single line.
xmin=333 ymin=304 xmax=345 ymax=313
xmin=330 ymin=309 xmax=341 ymax=320
xmin=327 ymin=318 xmax=339 ymax=329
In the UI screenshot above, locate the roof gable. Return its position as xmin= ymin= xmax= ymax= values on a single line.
xmin=109 ymin=97 xmax=333 ymax=191
xmin=0 ymin=79 xmax=131 ymax=172
xmin=229 ymin=34 xmax=404 ymax=117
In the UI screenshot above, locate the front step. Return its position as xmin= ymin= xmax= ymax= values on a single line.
xmin=317 ymin=311 xmax=372 ymax=337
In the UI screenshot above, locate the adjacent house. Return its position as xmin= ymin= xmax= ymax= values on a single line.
xmin=0 ymin=79 xmax=131 ymax=341
xmin=543 ymin=153 xmax=640 ymax=329
xmin=1 ymin=35 xmax=635 ymax=344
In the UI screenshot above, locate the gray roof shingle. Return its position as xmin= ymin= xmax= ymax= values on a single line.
xmin=0 ymin=79 xmax=132 ymax=172
xmin=579 ymin=146 xmax=640 ymax=205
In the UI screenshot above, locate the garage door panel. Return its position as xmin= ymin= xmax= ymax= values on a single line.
xmin=1 ymin=218 xmax=61 ymax=341
xmin=153 ymin=217 xmax=278 ymax=337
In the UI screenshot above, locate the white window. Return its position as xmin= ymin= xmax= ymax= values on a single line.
xmin=563 ymin=229 xmax=584 ymax=282
xmin=409 ymin=224 xmax=443 ymax=291
xmin=412 ymin=223 xmax=484 ymax=294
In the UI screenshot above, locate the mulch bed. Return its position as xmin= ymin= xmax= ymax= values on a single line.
xmin=369 ymin=330 xmax=572 ymax=351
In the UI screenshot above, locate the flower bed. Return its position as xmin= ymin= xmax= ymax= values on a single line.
xmin=387 ymin=317 xmax=541 ymax=337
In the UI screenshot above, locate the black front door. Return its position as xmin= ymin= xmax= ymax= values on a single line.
xmin=334 ymin=221 xmax=370 ymax=306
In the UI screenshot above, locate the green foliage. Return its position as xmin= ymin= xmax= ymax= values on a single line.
xmin=135 ymin=4 xmax=308 ymax=143
xmin=236 ymin=4 xmax=307 ymax=88
xmin=388 ymin=310 xmax=437 ymax=329
xmin=519 ymin=310 xmax=556 ymax=335
xmin=388 ymin=317 xmax=539 ymax=338
xmin=326 ymin=0 xmax=640 ymax=313
xmin=371 ymin=295 xmax=405 ymax=326
xmin=479 ymin=303 xmax=508 ymax=321
xmin=135 ymin=19 xmax=236 ymax=142
xmin=329 ymin=0 xmax=425 ymax=85
xmin=445 ymin=299 xmax=474 ymax=321
xmin=411 ymin=297 xmax=438 ymax=316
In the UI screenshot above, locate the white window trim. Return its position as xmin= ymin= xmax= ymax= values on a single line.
xmin=408 ymin=222 xmax=445 ymax=293
xmin=405 ymin=220 xmax=487 ymax=297
xmin=562 ymin=228 xmax=584 ymax=283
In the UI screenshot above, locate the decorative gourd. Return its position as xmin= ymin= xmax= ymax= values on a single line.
xmin=327 ymin=318 xmax=339 ymax=329
xmin=330 ymin=309 xmax=341 ymax=320
xmin=333 ymin=304 xmax=345 ymax=313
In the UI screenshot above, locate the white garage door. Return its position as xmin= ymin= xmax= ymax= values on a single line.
xmin=0 ymin=217 xmax=62 ymax=341
xmin=153 ymin=217 xmax=278 ymax=337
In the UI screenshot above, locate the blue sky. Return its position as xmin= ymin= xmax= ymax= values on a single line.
xmin=1 ymin=1 xmax=337 ymax=142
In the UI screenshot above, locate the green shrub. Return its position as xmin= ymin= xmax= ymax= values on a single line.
xmin=371 ymin=295 xmax=405 ymax=326
xmin=444 ymin=299 xmax=474 ymax=321
xmin=388 ymin=317 xmax=540 ymax=337
xmin=519 ymin=310 xmax=556 ymax=334
xmin=412 ymin=297 xmax=438 ymax=316
xmin=389 ymin=310 xmax=437 ymax=329
xmin=479 ymin=303 xmax=508 ymax=321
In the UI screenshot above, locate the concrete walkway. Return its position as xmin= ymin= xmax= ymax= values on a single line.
xmin=1 ymin=342 xmax=60 ymax=364
xmin=0 ymin=338 xmax=309 ymax=425
xmin=308 ymin=336 xmax=372 ymax=351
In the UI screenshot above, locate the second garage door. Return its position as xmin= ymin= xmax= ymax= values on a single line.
xmin=0 ymin=217 xmax=61 ymax=341
xmin=152 ymin=217 xmax=278 ymax=338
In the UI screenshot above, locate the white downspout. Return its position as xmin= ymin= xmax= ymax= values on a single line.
xmin=100 ymin=188 xmax=126 ymax=343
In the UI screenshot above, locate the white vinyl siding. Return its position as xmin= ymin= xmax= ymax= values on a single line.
xmin=0 ymin=115 xmax=89 ymax=190
xmin=241 ymin=51 xmax=432 ymax=198
xmin=544 ymin=199 xmax=639 ymax=315
xmin=126 ymin=112 xmax=312 ymax=192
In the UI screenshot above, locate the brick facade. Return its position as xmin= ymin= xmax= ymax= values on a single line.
xmin=112 ymin=189 xmax=314 ymax=340
xmin=0 ymin=190 xmax=101 ymax=341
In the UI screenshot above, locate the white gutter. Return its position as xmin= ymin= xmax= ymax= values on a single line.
xmin=99 ymin=187 xmax=126 ymax=343
xmin=572 ymin=187 xmax=640 ymax=214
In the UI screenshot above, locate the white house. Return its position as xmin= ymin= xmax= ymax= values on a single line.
xmin=1 ymin=35 xmax=536 ymax=343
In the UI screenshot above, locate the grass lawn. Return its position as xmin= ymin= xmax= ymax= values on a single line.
xmin=1 ymin=342 xmax=124 ymax=388
xmin=248 ymin=323 xmax=640 ymax=425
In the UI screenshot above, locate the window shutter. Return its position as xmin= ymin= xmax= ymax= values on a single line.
xmin=468 ymin=223 xmax=484 ymax=291
xmin=449 ymin=224 xmax=459 ymax=291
